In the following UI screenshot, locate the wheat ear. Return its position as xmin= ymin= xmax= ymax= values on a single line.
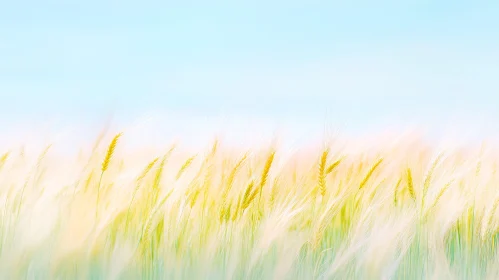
xmin=406 ymin=168 xmax=416 ymax=201
xmin=257 ymin=150 xmax=275 ymax=202
xmin=359 ymin=157 xmax=383 ymax=190
xmin=318 ymin=149 xmax=329 ymax=197
xmin=0 ymin=151 xmax=10 ymax=170
xmin=176 ymin=155 xmax=197 ymax=180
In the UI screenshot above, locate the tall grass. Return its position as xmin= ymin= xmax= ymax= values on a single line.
xmin=0 ymin=131 xmax=499 ymax=279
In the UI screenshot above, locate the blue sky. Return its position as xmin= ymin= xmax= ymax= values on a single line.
xmin=1 ymin=1 xmax=499 ymax=145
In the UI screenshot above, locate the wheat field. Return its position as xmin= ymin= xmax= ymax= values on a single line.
xmin=1 ymin=127 xmax=499 ymax=280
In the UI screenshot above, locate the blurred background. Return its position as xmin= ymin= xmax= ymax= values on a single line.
xmin=1 ymin=1 xmax=498 ymax=151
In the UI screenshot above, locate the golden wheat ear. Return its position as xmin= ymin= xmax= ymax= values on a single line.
xmin=101 ymin=132 xmax=123 ymax=173
xmin=176 ymin=154 xmax=197 ymax=180
xmin=257 ymin=150 xmax=275 ymax=202
xmin=0 ymin=151 xmax=10 ymax=170
xmin=359 ymin=157 xmax=383 ymax=190
xmin=405 ymin=167 xmax=416 ymax=202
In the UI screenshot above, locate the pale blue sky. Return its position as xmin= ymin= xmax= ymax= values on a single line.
xmin=1 ymin=1 xmax=499 ymax=144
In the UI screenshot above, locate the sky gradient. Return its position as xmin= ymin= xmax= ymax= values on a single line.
xmin=1 ymin=1 xmax=499 ymax=147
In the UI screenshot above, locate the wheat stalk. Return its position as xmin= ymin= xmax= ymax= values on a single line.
xmin=96 ymin=132 xmax=122 ymax=220
xmin=422 ymin=153 xmax=443 ymax=209
xmin=125 ymin=157 xmax=160 ymax=232
xmin=220 ymin=153 xmax=248 ymax=222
